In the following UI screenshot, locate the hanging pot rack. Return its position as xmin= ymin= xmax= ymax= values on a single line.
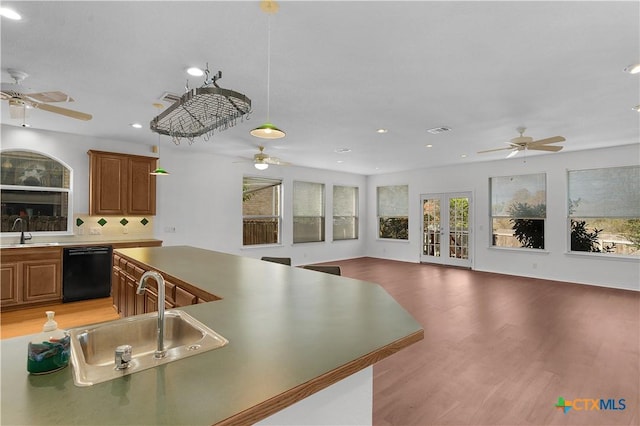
xmin=150 ymin=68 xmax=251 ymax=145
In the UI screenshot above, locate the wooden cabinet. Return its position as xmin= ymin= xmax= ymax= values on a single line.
xmin=0 ymin=247 xmax=62 ymax=309
xmin=112 ymin=253 xmax=216 ymax=317
xmin=88 ymin=150 xmax=157 ymax=216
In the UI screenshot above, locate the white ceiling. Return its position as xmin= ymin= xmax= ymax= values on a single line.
xmin=1 ymin=1 xmax=638 ymax=175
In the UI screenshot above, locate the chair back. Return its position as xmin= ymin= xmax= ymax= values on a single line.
xmin=303 ymin=265 xmax=342 ymax=276
xmin=261 ymin=256 xmax=292 ymax=266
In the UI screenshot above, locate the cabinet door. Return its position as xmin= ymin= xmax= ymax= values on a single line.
xmin=0 ymin=262 xmax=19 ymax=307
xmin=23 ymin=260 xmax=61 ymax=302
xmin=128 ymin=157 xmax=157 ymax=215
xmin=89 ymin=153 xmax=127 ymax=215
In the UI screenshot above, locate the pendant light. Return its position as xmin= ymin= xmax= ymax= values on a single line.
xmin=150 ymin=130 xmax=170 ymax=175
xmin=251 ymin=0 xmax=285 ymax=139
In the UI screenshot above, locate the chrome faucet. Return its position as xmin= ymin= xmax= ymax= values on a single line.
xmin=11 ymin=217 xmax=32 ymax=244
xmin=136 ymin=271 xmax=166 ymax=359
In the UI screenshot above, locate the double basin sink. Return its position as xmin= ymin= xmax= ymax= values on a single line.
xmin=68 ymin=310 xmax=228 ymax=386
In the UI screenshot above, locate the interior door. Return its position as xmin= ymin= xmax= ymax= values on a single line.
xmin=421 ymin=192 xmax=472 ymax=268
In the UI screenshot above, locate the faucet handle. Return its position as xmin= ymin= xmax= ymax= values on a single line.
xmin=114 ymin=344 xmax=132 ymax=370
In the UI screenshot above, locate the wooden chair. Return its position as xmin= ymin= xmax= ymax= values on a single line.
xmin=261 ymin=256 xmax=292 ymax=266
xmin=302 ymin=265 xmax=342 ymax=276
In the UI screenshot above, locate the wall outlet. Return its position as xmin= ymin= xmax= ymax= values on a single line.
xmin=164 ymin=226 xmax=176 ymax=233
xmin=89 ymin=227 xmax=102 ymax=235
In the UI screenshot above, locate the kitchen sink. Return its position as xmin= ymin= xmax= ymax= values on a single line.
xmin=0 ymin=242 xmax=61 ymax=248
xmin=68 ymin=310 xmax=228 ymax=386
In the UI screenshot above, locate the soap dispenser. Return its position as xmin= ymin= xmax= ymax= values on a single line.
xmin=27 ymin=311 xmax=70 ymax=374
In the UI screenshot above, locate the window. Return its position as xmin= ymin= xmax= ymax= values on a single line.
xmin=490 ymin=173 xmax=546 ymax=249
xmin=242 ymin=176 xmax=282 ymax=246
xmin=568 ymin=166 xmax=640 ymax=256
xmin=377 ymin=185 xmax=408 ymax=240
xmin=293 ymin=181 xmax=325 ymax=243
xmin=333 ymin=185 xmax=358 ymax=240
xmin=1 ymin=150 xmax=71 ymax=233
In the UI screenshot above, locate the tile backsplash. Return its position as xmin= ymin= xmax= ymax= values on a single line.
xmin=74 ymin=215 xmax=154 ymax=237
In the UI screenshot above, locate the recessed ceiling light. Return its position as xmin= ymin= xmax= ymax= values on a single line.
xmin=376 ymin=128 xmax=388 ymax=134
xmin=461 ymin=154 xmax=467 ymax=158
xmin=186 ymin=67 xmax=204 ymax=77
xmin=335 ymin=148 xmax=352 ymax=153
xmin=336 ymin=160 xmax=344 ymax=164
xmin=623 ymin=64 xmax=640 ymax=74
xmin=633 ymin=105 xmax=640 ymax=112
xmin=130 ymin=123 xmax=143 ymax=129
xmin=425 ymin=144 xmax=433 ymax=148
xmin=0 ymin=7 xmax=22 ymax=20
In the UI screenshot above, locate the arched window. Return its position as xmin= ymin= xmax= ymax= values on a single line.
xmin=1 ymin=150 xmax=72 ymax=234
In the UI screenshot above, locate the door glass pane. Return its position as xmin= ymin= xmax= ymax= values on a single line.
xmin=423 ymin=199 xmax=441 ymax=257
xmin=449 ymin=197 xmax=469 ymax=259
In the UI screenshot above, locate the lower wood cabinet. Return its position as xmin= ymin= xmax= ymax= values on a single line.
xmin=0 ymin=247 xmax=62 ymax=309
xmin=112 ymin=253 xmax=215 ymax=317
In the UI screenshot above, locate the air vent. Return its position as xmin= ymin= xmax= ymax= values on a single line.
xmin=426 ymin=126 xmax=452 ymax=134
xmin=159 ymin=92 xmax=181 ymax=103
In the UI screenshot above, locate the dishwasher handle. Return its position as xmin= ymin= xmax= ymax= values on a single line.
xmin=65 ymin=246 xmax=112 ymax=256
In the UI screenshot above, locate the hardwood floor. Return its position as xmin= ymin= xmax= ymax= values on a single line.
xmin=1 ymin=258 xmax=637 ymax=425
xmin=326 ymin=257 xmax=639 ymax=426
xmin=0 ymin=298 xmax=119 ymax=339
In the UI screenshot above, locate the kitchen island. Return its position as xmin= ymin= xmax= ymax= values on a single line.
xmin=1 ymin=246 xmax=423 ymax=425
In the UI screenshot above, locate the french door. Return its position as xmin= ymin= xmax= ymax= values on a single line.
xmin=420 ymin=192 xmax=472 ymax=268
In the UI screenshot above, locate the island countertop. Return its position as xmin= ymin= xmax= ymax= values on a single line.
xmin=1 ymin=246 xmax=423 ymax=425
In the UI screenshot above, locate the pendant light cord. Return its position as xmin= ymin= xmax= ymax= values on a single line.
xmin=266 ymin=13 xmax=272 ymax=122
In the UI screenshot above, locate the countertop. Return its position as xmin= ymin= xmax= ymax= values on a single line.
xmin=0 ymin=237 xmax=162 ymax=249
xmin=0 ymin=246 xmax=423 ymax=425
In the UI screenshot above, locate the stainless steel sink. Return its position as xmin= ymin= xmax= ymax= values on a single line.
xmin=68 ymin=310 xmax=228 ymax=386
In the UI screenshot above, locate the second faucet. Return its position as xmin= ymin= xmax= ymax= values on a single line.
xmin=136 ymin=270 xmax=167 ymax=359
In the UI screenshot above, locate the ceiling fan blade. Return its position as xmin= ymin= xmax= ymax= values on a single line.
xmin=530 ymin=136 xmax=565 ymax=145
xmin=0 ymin=91 xmax=12 ymax=101
xmin=24 ymin=91 xmax=74 ymax=103
xmin=528 ymin=145 xmax=563 ymax=152
xmin=264 ymin=157 xmax=291 ymax=166
xmin=506 ymin=150 xmax=519 ymax=158
xmin=29 ymin=100 xmax=92 ymax=121
xmin=477 ymin=147 xmax=513 ymax=154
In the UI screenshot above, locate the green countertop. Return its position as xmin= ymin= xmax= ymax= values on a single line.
xmin=1 ymin=246 xmax=423 ymax=425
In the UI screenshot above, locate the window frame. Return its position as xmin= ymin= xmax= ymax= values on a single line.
xmin=242 ymin=175 xmax=283 ymax=247
xmin=292 ymin=180 xmax=325 ymax=244
xmin=489 ymin=173 xmax=547 ymax=250
xmin=0 ymin=149 xmax=74 ymax=236
xmin=332 ymin=184 xmax=359 ymax=241
xmin=377 ymin=185 xmax=409 ymax=241
xmin=567 ymin=165 xmax=640 ymax=257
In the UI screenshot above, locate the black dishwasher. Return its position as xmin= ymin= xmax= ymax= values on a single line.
xmin=62 ymin=246 xmax=113 ymax=302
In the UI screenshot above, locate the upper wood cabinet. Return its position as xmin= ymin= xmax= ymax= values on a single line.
xmin=88 ymin=150 xmax=157 ymax=216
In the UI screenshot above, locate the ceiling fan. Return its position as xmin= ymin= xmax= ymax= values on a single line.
xmin=1 ymin=69 xmax=92 ymax=121
xmin=236 ymin=146 xmax=291 ymax=170
xmin=478 ymin=127 xmax=565 ymax=158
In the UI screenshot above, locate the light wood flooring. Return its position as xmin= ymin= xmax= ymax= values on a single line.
xmin=1 ymin=257 xmax=637 ymax=425
xmin=0 ymin=297 xmax=119 ymax=339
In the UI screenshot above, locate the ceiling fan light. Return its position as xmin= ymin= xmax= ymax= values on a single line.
xmin=254 ymin=162 xmax=269 ymax=170
xmin=0 ymin=7 xmax=21 ymax=20
xmin=250 ymin=122 xmax=286 ymax=139
xmin=623 ymin=64 xmax=640 ymax=74
xmin=186 ymin=67 xmax=204 ymax=77
xmin=150 ymin=168 xmax=170 ymax=175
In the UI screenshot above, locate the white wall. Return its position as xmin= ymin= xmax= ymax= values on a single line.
xmin=2 ymin=125 xmax=637 ymax=289
xmin=0 ymin=124 xmax=367 ymax=265
xmin=365 ymin=144 xmax=640 ymax=291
